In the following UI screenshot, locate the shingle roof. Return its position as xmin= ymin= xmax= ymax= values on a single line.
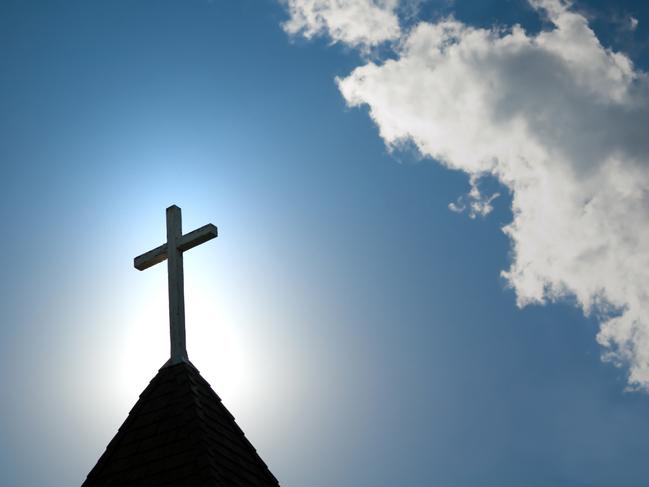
xmin=82 ymin=361 xmax=280 ymax=487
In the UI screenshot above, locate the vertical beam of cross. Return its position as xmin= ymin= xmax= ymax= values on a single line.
xmin=166 ymin=206 xmax=187 ymax=363
xmin=134 ymin=205 xmax=218 ymax=365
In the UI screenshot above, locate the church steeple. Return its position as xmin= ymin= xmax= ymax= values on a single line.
xmin=82 ymin=206 xmax=280 ymax=486
xmin=82 ymin=361 xmax=280 ymax=486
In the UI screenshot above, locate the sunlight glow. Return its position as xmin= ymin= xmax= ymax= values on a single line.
xmin=114 ymin=266 xmax=254 ymax=407
xmin=186 ymin=276 xmax=250 ymax=404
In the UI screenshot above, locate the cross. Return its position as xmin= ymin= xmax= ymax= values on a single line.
xmin=134 ymin=205 xmax=218 ymax=365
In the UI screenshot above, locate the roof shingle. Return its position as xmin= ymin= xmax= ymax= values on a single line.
xmin=82 ymin=361 xmax=280 ymax=487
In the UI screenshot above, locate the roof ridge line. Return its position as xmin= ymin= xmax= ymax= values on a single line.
xmin=177 ymin=364 xmax=231 ymax=485
xmin=185 ymin=371 xmax=280 ymax=484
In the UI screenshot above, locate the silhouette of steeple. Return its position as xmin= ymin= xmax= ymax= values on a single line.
xmin=82 ymin=206 xmax=280 ymax=486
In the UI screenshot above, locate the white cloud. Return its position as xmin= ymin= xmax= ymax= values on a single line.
xmin=448 ymin=175 xmax=500 ymax=219
xmin=284 ymin=0 xmax=649 ymax=390
xmin=282 ymin=0 xmax=401 ymax=47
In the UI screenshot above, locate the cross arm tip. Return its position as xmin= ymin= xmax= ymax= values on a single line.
xmin=134 ymin=243 xmax=168 ymax=270
xmin=176 ymin=223 xmax=218 ymax=252
xmin=205 ymin=223 xmax=218 ymax=237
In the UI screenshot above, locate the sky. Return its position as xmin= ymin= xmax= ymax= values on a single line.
xmin=2 ymin=0 xmax=649 ymax=485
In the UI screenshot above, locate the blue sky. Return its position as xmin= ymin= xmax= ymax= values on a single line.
xmin=2 ymin=0 xmax=649 ymax=486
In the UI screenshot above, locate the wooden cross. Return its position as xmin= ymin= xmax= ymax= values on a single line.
xmin=134 ymin=205 xmax=218 ymax=365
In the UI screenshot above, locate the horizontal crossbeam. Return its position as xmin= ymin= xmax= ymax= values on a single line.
xmin=134 ymin=223 xmax=218 ymax=271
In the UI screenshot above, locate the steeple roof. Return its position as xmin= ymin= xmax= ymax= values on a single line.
xmin=82 ymin=361 xmax=280 ymax=487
